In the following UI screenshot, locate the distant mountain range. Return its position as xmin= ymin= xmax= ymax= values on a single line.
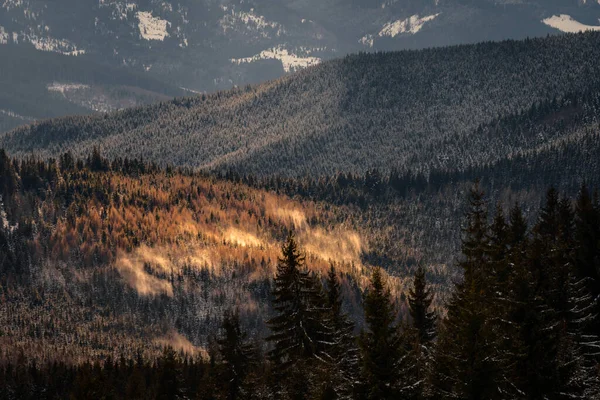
xmin=2 ymin=0 xmax=600 ymax=132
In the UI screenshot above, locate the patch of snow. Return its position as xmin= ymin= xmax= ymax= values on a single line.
xmin=379 ymin=13 xmax=440 ymax=37
xmin=220 ymin=6 xmax=285 ymax=38
xmin=0 ymin=109 xmax=32 ymax=121
xmin=137 ymin=11 xmax=170 ymax=41
xmin=0 ymin=26 xmax=8 ymax=44
xmin=542 ymin=14 xmax=600 ymax=33
xmin=47 ymin=82 xmax=90 ymax=96
xmin=231 ymin=46 xmax=321 ymax=73
xmin=12 ymin=31 xmax=85 ymax=55
xmin=99 ymin=1 xmax=137 ymax=20
xmin=180 ymin=87 xmax=203 ymax=95
xmin=29 ymin=35 xmax=85 ymax=55
xmin=2 ymin=0 xmax=24 ymax=12
xmin=161 ymin=1 xmax=172 ymax=12
xmin=359 ymin=34 xmax=374 ymax=48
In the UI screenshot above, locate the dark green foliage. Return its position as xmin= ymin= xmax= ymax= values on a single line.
xmin=359 ymin=267 xmax=401 ymax=400
xmin=325 ymin=265 xmax=361 ymax=398
xmin=574 ymin=185 xmax=600 ymax=336
xmin=408 ymin=266 xmax=436 ymax=345
xmin=217 ymin=309 xmax=256 ymax=400
xmin=266 ymin=233 xmax=331 ymax=366
xmin=432 ymin=183 xmax=509 ymax=399
xmin=397 ymin=266 xmax=437 ymax=400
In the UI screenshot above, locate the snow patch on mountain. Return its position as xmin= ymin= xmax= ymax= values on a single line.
xmin=137 ymin=11 xmax=170 ymax=41
xmin=47 ymin=82 xmax=91 ymax=95
xmin=2 ymin=0 xmax=25 ymax=12
xmin=359 ymin=34 xmax=374 ymax=48
xmin=379 ymin=13 xmax=440 ymax=37
xmin=0 ymin=26 xmax=8 ymax=44
xmin=30 ymin=36 xmax=85 ymax=55
xmin=11 ymin=31 xmax=85 ymax=55
xmin=220 ymin=6 xmax=285 ymax=38
xmin=542 ymin=14 xmax=600 ymax=33
xmin=231 ymin=46 xmax=320 ymax=73
xmin=0 ymin=109 xmax=32 ymax=121
xmin=99 ymin=1 xmax=137 ymax=21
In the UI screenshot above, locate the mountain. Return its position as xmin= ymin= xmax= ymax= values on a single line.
xmin=3 ymin=31 xmax=600 ymax=179
xmin=0 ymin=45 xmax=186 ymax=132
xmin=2 ymin=28 xmax=600 ymax=389
xmin=2 ymin=0 xmax=600 ymax=133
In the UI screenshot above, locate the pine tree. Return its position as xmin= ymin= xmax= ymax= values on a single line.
xmin=408 ymin=266 xmax=436 ymax=345
xmin=266 ymin=232 xmax=329 ymax=365
xmin=574 ymin=184 xmax=600 ymax=336
xmin=507 ymin=203 xmax=528 ymax=248
xmin=217 ymin=309 xmax=255 ymax=400
xmin=432 ymin=182 xmax=507 ymax=399
xmin=266 ymin=232 xmax=331 ymax=399
xmin=359 ymin=267 xmax=401 ymax=400
xmin=515 ymin=188 xmax=595 ymax=399
xmin=325 ymin=264 xmax=360 ymax=399
xmin=397 ymin=265 xmax=437 ymax=400
xmin=156 ymin=346 xmax=184 ymax=400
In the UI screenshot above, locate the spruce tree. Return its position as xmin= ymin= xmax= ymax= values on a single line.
xmin=517 ymin=188 xmax=595 ymax=399
xmin=408 ymin=266 xmax=436 ymax=345
xmin=266 ymin=232 xmax=331 ymax=399
xmin=432 ymin=182 xmax=507 ymax=399
xmin=325 ymin=264 xmax=360 ymax=399
xmin=217 ymin=309 xmax=255 ymax=400
xmin=359 ymin=267 xmax=401 ymax=400
xmin=574 ymin=184 xmax=600 ymax=336
xmin=397 ymin=265 xmax=437 ymax=400
xmin=266 ymin=232 xmax=329 ymax=365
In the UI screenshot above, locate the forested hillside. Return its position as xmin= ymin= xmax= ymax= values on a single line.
xmin=3 ymin=32 xmax=600 ymax=177
xmin=0 ymin=150 xmax=448 ymax=365
xmin=2 ymin=180 xmax=599 ymax=399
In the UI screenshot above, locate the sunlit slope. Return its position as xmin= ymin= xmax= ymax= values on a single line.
xmin=3 ymin=32 xmax=600 ymax=176
xmin=0 ymin=156 xmax=434 ymax=363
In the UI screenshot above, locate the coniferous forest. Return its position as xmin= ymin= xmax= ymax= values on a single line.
xmin=0 ymin=149 xmax=599 ymax=399
xmin=2 ymin=26 xmax=600 ymax=400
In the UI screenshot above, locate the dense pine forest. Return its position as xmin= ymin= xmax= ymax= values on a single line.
xmin=1 ymin=150 xmax=441 ymax=365
xmin=2 ymin=172 xmax=599 ymax=399
xmin=2 ymin=27 xmax=600 ymax=400
xmin=3 ymin=32 xmax=600 ymax=178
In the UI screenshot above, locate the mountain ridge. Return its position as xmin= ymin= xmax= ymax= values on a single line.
xmin=3 ymin=31 xmax=600 ymax=178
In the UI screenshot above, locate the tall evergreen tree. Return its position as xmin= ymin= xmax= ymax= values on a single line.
xmin=397 ymin=265 xmax=437 ymax=400
xmin=325 ymin=264 xmax=360 ymax=399
xmin=266 ymin=232 xmax=331 ymax=399
xmin=432 ymin=182 xmax=508 ymax=399
xmin=156 ymin=346 xmax=184 ymax=400
xmin=359 ymin=267 xmax=401 ymax=400
xmin=266 ymin=232 xmax=329 ymax=365
xmin=217 ymin=309 xmax=255 ymax=400
xmin=408 ymin=266 xmax=436 ymax=345
xmin=574 ymin=184 xmax=600 ymax=336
